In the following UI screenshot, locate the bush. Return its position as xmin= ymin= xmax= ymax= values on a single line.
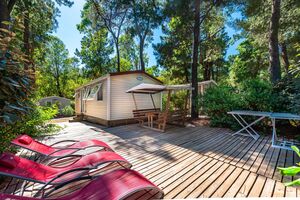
xmin=238 ymin=79 xmax=276 ymax=111
xmin=201 ymin=79 xmax=278 ymax=130
xmin=274 ymin=76 xmax=300 ymax=114
xmin=0 ymin=105 xmax=60 ymax=153
xmin=200 ymin=84 xmax=242 ymax=129
xmin=60 ymin=105 xmax=74 ymax=117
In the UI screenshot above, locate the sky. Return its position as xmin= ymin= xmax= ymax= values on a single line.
xmin=54 ymin=1 xmax=242 ymax=67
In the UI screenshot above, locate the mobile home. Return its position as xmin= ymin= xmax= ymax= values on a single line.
xmin=74 ymin=71 xmax=163 ymax=126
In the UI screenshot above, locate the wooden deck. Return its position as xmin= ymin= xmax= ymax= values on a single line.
xmin=1 ymin=122 xmax=300 ymax=198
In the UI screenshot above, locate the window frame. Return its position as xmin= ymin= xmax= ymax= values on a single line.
xmin=82 ymin=83 xmax=102 ymax=101
xmin=96 ymin=83 xmax=103 ymax=101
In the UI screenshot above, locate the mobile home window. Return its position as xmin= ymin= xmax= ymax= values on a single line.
xmin=97 ymin=84 xmax=103 ymax=101
xmin=82 ymin=87 xmax=91 ymax=100
xmin=82 ymin=83 xmax=102 ymax=100
xmin=74 ymin=92 xmax=80 ymax=99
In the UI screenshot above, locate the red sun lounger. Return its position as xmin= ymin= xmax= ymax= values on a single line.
xmin=0 ymin=169 xmax=164 ymax=200
xmin=0 ymin=151 xmax=132 ymax=195
xmin=11 ymin=135 xmax=113 ymax=158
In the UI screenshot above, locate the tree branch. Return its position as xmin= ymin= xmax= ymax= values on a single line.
xmin=199 ymin=0 xmax=220 ymax=25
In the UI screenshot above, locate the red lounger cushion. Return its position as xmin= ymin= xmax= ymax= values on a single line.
xmin=18 ymin=135 xmax=33 ymax=145
xmin=0 ymin=153 xmax=19 ymax=169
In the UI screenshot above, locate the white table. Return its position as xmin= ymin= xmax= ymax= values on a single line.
xmin=227 ymin=110 xmax=272 ymax=140
xmin=228 ymin=110 xmax=300 ymax=150
xmin=269 ymin=112 xmax=300 ymax=150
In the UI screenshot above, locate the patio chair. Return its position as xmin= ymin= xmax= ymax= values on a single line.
xmin=0 ymin=151 xmax=132 ymax=195
xmin=0 ymin=169 xmax=164 ymax=200
xmin=11 ymin=135 xmax=113 ymax=159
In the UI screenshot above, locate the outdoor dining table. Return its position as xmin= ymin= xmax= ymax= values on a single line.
xmin=145 ymin=111 xmax=160 ymax=128
xmin=228 ymin=110 xmax=300 ymax=150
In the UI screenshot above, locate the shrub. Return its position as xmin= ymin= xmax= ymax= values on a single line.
xmin=200 ymin=84 xmax=242 ymax=129
xmin=60 ymin=105 xmax=74 ymax=117
xmin=238 ymin=79 xmax=277 ymax=111
xmin=274 ymin=76 xmax=300 ymax=114
xmin=0 ymin=105 xmax=60 ymax=153
xmin=201 ymin=79 xmax=278 ymax=130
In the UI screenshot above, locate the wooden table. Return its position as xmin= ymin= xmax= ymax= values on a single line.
xmin=145 ymin=111 xmax=160 ymax=128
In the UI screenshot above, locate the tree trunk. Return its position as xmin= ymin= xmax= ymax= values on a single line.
xmin=0 ymin=1 xmax=10 ymax=30
xmin=0 ymin=0 xmax=16 ymax=30
xmin=191 ymin=0 xmax=200 ymax=119
xmin=269 ymin=0 xmax=281 ymax=83
xmin=23 ymin=9 xmax=31 ymax=70
xmin=280 ymin=42 xmax=289 ymax=74
xmin=139 ymin=36 xmax=145 ymax=71
xmin=203 ymin=61 xmax=212 ymax=81
xmin=56 ymin=73 xmax=62 ymax=97
xmin=184 ymin=65 xmax=189 ymax=83
xmin=115 ymin=39 xmax=121 ymax=72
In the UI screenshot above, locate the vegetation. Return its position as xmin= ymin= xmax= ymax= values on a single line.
xmin=60 ymin=105 xmax=74 ymax=117
xmin=0 ymin=1 xmax=74 ymax=153
xmin=201 ymin=79 xmax=279 ymax=129
xmin=278 ymin=146 xmax=300 ymax=186
xmin=0 ymin=104 xmax=59 ymax=153
xmin=0 ymin=18 xmax=34 ymax=125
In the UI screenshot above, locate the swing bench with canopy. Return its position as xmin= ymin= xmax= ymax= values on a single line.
xmin=126 ymin=83 xmax=193 ymax=132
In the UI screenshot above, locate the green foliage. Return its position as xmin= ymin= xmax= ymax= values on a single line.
xmin=0 ymin=20 xmax=34 ymax=126
xmin=35 ymin=36 xmax=87 ymax=99
xmin=201 ymin=79 xmax=278 ymax=129
xmin=60 ymin=105 xmax=74 ymax=117
xmin=229 ymin=40 xmax=268 ymax=84
xmin=146 ymin=65 xmax=161 ymax=77
xmin=273 ymin=77 xmax=300 ymax=114
xmin=76 ymin=26 xmax=113 ymax=78
xmin=278 ymin=146 xmax=300 ymax=186
xmin=127 ymin=0 xmax=162 ymax=70
xmin=0 ymin=105 xmax=60 ymax=153
xmin=200 ymin=84 xmax=242 ymax=128
xmin=155 ymin=1 xmax=229 ymax=83
xmin=17 ymin=105 xmax=59 ymax=136
xmin=238 ymin=79 xmax=275 ymax=111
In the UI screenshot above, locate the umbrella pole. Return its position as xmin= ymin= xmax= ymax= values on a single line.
xmin=132 ymin=93 xmax=138 ymax=110
xmin=161 ymin=90 xmax=171 ymax=131
xmin=150 ymin=94 xmax=156 ymax=109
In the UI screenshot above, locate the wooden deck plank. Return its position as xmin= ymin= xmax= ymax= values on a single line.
xmin=164 ymin=159 xmax=220 ymax=198
xmin=218 ymin=137 xmax=251 ymax=162
xmin=185 ymin=163 xmax=231 ymax=198
xmin=264 ymin=147 xmax=280 ymax=178
xmin=260 ymin=178 xmax=275 ymax=197
xmin=241 ymin=137 xmax=269 ymax=170
xmin=256 ymin=143 xmax=275 ymax=175
xmin=235 ymin=172 xmax=257 ymax=197
xmin=155 ymin=156 xmax=210 ymax=187
xmin=273 ymin=181 xmax=285 ymax=197
xmin=199 ymin=165 xmax=236 ymax=198
xmin=223 ymin=170 xmax=250 ymax=197
xmin=249 ymin=142 xmax=272 ymax=173
xmin=230 ymin=137 xmax=264 ymax=166
xmin=248 ymin=175 xmax=266 ymax=197
xmin=273 ymin=149 xmax=287 ymax=181
xmin=284 ymin=150 xmax=297 ymax=197
xmin=211 ymin=167 xmax=243 ymax=198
